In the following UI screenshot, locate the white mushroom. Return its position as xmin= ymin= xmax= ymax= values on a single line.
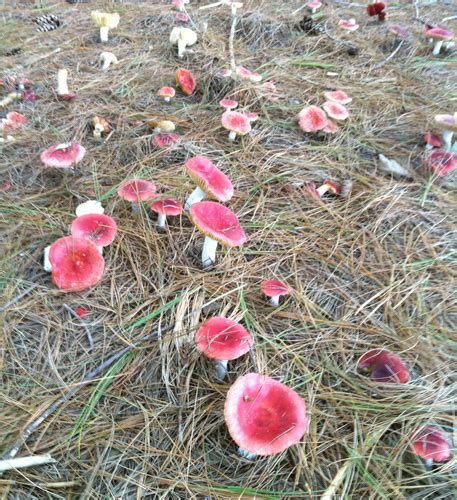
xmin=100 ymin=51 xmax=119 ymax=70
xmin=91 ymin=11 xmax=120 ymax=43
xmin=75 ymin=200 xmax=105 ymax=217
xmin=43 ymin=245 xmax=52 ymax=272
xmin=169 ymin=27 xmax=197 ymax=58
xmin=57 ymin=69 xmax=69 ymax=96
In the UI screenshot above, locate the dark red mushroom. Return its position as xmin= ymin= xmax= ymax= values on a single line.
xmin=195 ymin=316 xmax=254 ymax=380
xmin=261 ymin=279 xmax=291 ymax=307
xmin=224 ymin=373 xmax=308 ymax=458
xmin=49 ymin=236 xmax=105 ymax=292
xmin=356 ymin=349 xmax=409 ymax=384
xmin=411 ymin=426 xmax=452 ymax=467
xmin=70 ymin=213 xmax=117 ymax=248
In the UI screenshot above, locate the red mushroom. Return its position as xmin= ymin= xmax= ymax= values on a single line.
xmin=184 ymin=155 xmax=233 ymax=209
xmin=297 ymin=106 xmax=328 ymax=133
xmin=195 ymin=316 xmax=254 ymax=380
xmin=40 ymin=143 xmax=86 ymax=169
xmin=356 ymin=349 xmax=409 ymax=384
xmin=367 ymin=2 xmax=385 ymax=22
xmin=323 ymin=101 xmax=349 ymax=121
xmin=149 ymin=197 xmax=182 ymax=228
xmin=118 ymin=179 xmax=156 ymax=206
xmin=425 ymin=150 xmax=457 ymax=177
xmin=316 ymin=179 xmax=340 ymax=197
xmin=224 ymin=373 xmax=308 ymax=458
xmin=153 ymin=133 xmax=180 ymax=148
xmin=261 ymin=279 xmax=291 ymax=307
xmin=307 ymin=0 xmax=322 ymax=14
xmin=221 ymin=111 xmax=252 ymax=141
xmin=411 ymin=426 xmax=452 ymax=467
xmin=236 ymin=66 xmax=262 ymax=82
xmin=189 ymin=201 xmax=246 ymax=268
xmin=70 ymin=213 xmax=117 ymax=248
xmin=157 ymin=86 xmax=176 ymax=103
xmin=324 ymin=90 xmax=352 ymax=105
xmin=176 ymin=68 xmax=196 ymax=96
xmin=425 ymin=27 xmax=454 ymax=56
xmin=246 ymin=112 xmax=259 ymax=122
xmin=49 ymin=236 xmax=105 ymax=292
xmin=1 ymin=111 xmax=27 ymax=132
xmin=338 ymin=19 xmax=359 ymax=32
xmin=175 ymin=12 xmax=189 ymax=23
xmin=219 ymin=98 xmax=238 ymax=110
xmin=323 ymin=120 xmax=339 ymax=134
xmin=423 ymin=132 xmax=442 ymax=150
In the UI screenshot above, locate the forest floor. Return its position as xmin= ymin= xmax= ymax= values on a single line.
xmin=0 ymin=0 xmax=456 ymax=498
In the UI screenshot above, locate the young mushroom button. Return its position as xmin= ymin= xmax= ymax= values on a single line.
xmin=261 ymin=279 xmax=291 ymax=307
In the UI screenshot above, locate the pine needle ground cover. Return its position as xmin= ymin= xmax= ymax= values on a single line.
xmin=1 ymin=1 xmax=455 ymax=498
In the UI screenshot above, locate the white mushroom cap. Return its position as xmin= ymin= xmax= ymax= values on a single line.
xmin=91 ymin=11 xmax=120 ymax=29
xmin=169 ymin=27 xmax=197 ymax=57
xmin=100 ymin=52 xmax=119 ymax=69
xmin=75 ymin=200 xmax=105 ymax=217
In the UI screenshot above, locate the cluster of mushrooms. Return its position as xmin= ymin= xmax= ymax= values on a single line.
xmin=1 ymin=0 xmax=454 ymax=465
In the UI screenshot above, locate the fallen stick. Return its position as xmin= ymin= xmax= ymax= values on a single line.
xmin=0 ymin=454 xmax=56 ymax=473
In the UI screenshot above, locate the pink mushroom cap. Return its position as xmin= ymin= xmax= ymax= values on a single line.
xmin=176 ymin=68 xmax=196 ymax=96
xmin=175 ymin=12 xmax=189 ymax=23
xmin=356 ymin=349 xmax=409 ymax=384
xmin=70 ymin=213 xmax=117 ymax=247
xmin=425 ymin=150 xmax=457 ymax=177
xmin=40 ymin=143 xmax=86 ymax=169
xmin=246 ymin=112 xmax=259 ymax=122
xmin=157 ymin=86 xmax=176 ymax=99
xmin=185 ymin=156 xmax=234 ymax=202
xmin=324 ymin=90 xmax=352 ymax=105
xmin=221 ymin=111 xmax=252 ymax=136
xmin=224 ymin=373 xmax=308 ymax=456
xmin=338 ymin=19 xmax=359 ymax=31
xmin=49 ymin=236 xmax=105 ymax=292
xmin=388 ymin=24 xmax=409 ymax=38
xmin=149 ymin=197 xmax=183 ymax=216
xmin=219 ymin=98 xmax=238 ymax=110
xmin=323 ymin=120 xmax=339 ymax=133
xmin=118 ymin=179 xmax=156 ymax=202
xmin=3 ymin=111 xmax=27 ymax=130
xmin=195 ymin=316 xmax=254 ymax=360
xmin=236 ymin=66 xmax=262 ymax=82
xmin=189 ymin=201 xmax=246 ymax=247
xmin=425 ymin=27 xmax=454 ymax=41
xmin=153 ymin=133 xmax=180 ymax=148
xmin=298 ymin=106 xmax=328 ymax=132
xmin=411 ymin=426 xmax=452 ymax=462
xmin=323 ymin=101 xmax=349 ymax=121
xmin=261 ymin=280 xmax=291 ymax=298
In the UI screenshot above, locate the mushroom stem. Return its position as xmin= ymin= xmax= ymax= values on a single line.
xmin=202 ymin=236 xmax=218 ymax=268
xmin=57 ymin=69 xmax=69 ymax=96
xmin=164 ymin=96 xmax=171 ymax=103
xmin=157 ymin=213 xmax=167 ymax=228
xmin=100 ymin=26 xmax=109 ymax=42
xmin=316 ymin=185 xmax=330 ymax=196
xmin=270 ymin=295 xmax=280 ymax=307
xmin=93 ymin=126 xmax=103 ymax=140
xmin=177 ymin=38 xmax=186 ymax=58
xmin=442 ymin=130 xmax=453 ymax=151
xmin=43 ymin=245 xmax=52 ymax=272
xmin=425 ymin=143 xmax=433 ymax=151
xmin=237 ymin=448 xmax=257 ymax=460
xmin=432 ymin=40 xmax=444 ymax=55
xmin=132 ymin=202 xmax=139 ymax=213
xmin=424 ymin=458 xmax=433 ymax=469
xmin=184 ymin=186 xmax=206 ymax=210
xmin=215 ymin=359 xmax=228 ymax=380
xmin=228 ymin=130 xmax=237 ymax=142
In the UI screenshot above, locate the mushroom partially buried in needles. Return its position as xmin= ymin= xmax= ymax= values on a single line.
xmin=195 ymin=317 xmax=254 ymax=380
xmin=424 ymin=150 xmax=457 ymax=177
xmin=184 ymin=155 xmax=233 ymax=210
xmin=56 ymin=69 xmax=76 ymax=101
xmin=40 ymin=143 xmax=86 ymax=169
xmin=117 ymin=179 xmax=156 ymax=211
xmin=221 ymin=111 xmax=251 ymax=142
xmin=356 ymin=349 xmax=409 ymax=384
xmin=91 ymin=11 xmax=120 ymax=43
xmin=189 ymin=201 xmax=246 ymax=268
xmin=149 ymin=198 xmax=182 ymax=228
xmin=411 ymin=426 xmax=452 ymax=468
xmin=261 ymin=279 xmax=291 ymax=307
xmin=224 ymin=373 xmax=308 ymax=459
xmin=338 ymin=18 xmax=359 ymax=32
xmin=49 ymin=236 xmax=105 ymax=292
xmin=70 ymin=213 xmax=117 ymax=251
xmin=93 ymin=116 xmax=111 ymax=140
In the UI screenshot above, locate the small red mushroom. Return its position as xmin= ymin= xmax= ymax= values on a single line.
xmin=323 ymin=101 xmax=349 ymax=121
xmin=118 ymin=179 xmax=156 ymax=211
xmin=149 ymin=197 xmax=182 ymax=228
xmin=425 ymin=27 xmax=454 ymax=56
xmin=307 ymin=0 xmax=322 ymax=14
xmin=184 ymin=155 xmax=234 ymax=209
xmin=221 ymin=111 xmax=251 ymax=141
xmin=175 ymin=12 xmax=189 ymax=23
xmin=425 ymin=150 xmax=457 ymax=177
xmin=176 ymin=68 xmax=196 ymax=95
xmin=298 ymin=106 xmax=328 ymax=133
xmin=316 ymin=179 xmax=340 ymax=197
xmin=195 ymin=316 xmax=254 ymax=380
xmin=1 ymin=111 xmax=26 ymax=131
xmin=157 ymin=86 xmax=176 ymax=103
xmin=338 ymin=19 xmax=359 ymax=32
xmin=323 ymin=120 xmax=339 ymax=134
xmin=219 ymin=98 xmax=238 ymax=110
xmin=40 ymin=143 xmax=86 ymax=169
xmin=261 ymin=279 xmax=291 ymax=307
xmin=70 ymin=213 xmax=117 ymax=248
xmin=236 ymin=66 xmax=262 ymax=82
xmin=423 ymin=132 xmax=442 ymax=150
xmin=324 ymin=90 xmax=352 ymax=105
xmin=153 ymin=133 xmax=180 ymax=148
xmin=189 ymin=201 xmax=246 ymax=268
xmin=367 ymin=2 xmax=386 ymax=22
xmin=73 ymin=306 xmax=88 ymax=318
xmin=49 ymin=236 xmax=105 ymax=292
xmin=411 ymin=426 xmax=452 ymax=467
xmin=356 ymin=349 xmax=409 ymax=384
xmin=224 ymin=373 xmax=308 ymax=458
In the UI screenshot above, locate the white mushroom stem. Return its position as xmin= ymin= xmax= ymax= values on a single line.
xmin=442 ymin=130 xmax=454 ymax=151
xmin=0 ymin=454 xmax=56 ymax=473
xmin=100 ymin=26 xmax=109 ymax=42
xmin=164 ymin=96 xmax=171 ymax=103
xmin=238 ymin=448 xmax=257 ymax=460
xmin=316 ymin=184 xmax=331 ymax=196
xmin=215 ymin=359 xmax=228 ymax=380
xmin=57 ymin=69 xmax=69 ymax=96
xmin=425 ymin=143 xmax=434 ymax=151
xmin=97 ymin=246 xmax=103 ymax=255
xmin=270 ymin=295 xmax=280 ymax=307
xmin=184 ymin=187 xmax=207 ymax=210
xmin=228 ymin=130 xmax=237 ymax=141
xmin=157 ymin=213 xmax=167 ymax=228
xmin=432 ymin=40 xmax=444 ymax=55
xmin=202 ymin=236 xmax=218 ymax=268
xmin=452 ymin=142 xmax=457 ymax=154
xmin=424 ymin=458 xmax=433 ymax=469
xmin=43 ymin=245 xmax=52 ymax=272
xmin=93 ymin=124 xmax=104 ymax=139
xmin=100 ymin=52 xmax=118 ymax=70
xmin=178 ymin=39 xmax=187 ymax=58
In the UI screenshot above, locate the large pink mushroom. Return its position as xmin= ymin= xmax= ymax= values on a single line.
xmin=221 ymin=111 xmax=251 ymax=142
xmin=411 ymin=426 xmax=452 ymax=467
xmin=184 ymin=155 xmax=233 ymax=209
xmin=149 ymin=197 xmax=182 ymax=228
xmin=261 ymin=279 xmax=291 ymax=307
xmin=195 ymin=316 xmax=254 ymax=380
xmin=224 ymin=373 xmax=308 ymax=459
xmin=49 ymin=236 xmax=105 ymax=292
xmin=70 ymin=213 xmax=117 ymax=248
xmin=298 ymin=106 xmax=328 ymax=133
xmin=356 ymin=349 xmax=409 ymax=384
xmin=189 ymin=201 xmax=246 ymax=268
xmin=425 ymin=27 xmax=454 ymax=56
xmin=40 ymin=143 xmax=86 ymax=169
